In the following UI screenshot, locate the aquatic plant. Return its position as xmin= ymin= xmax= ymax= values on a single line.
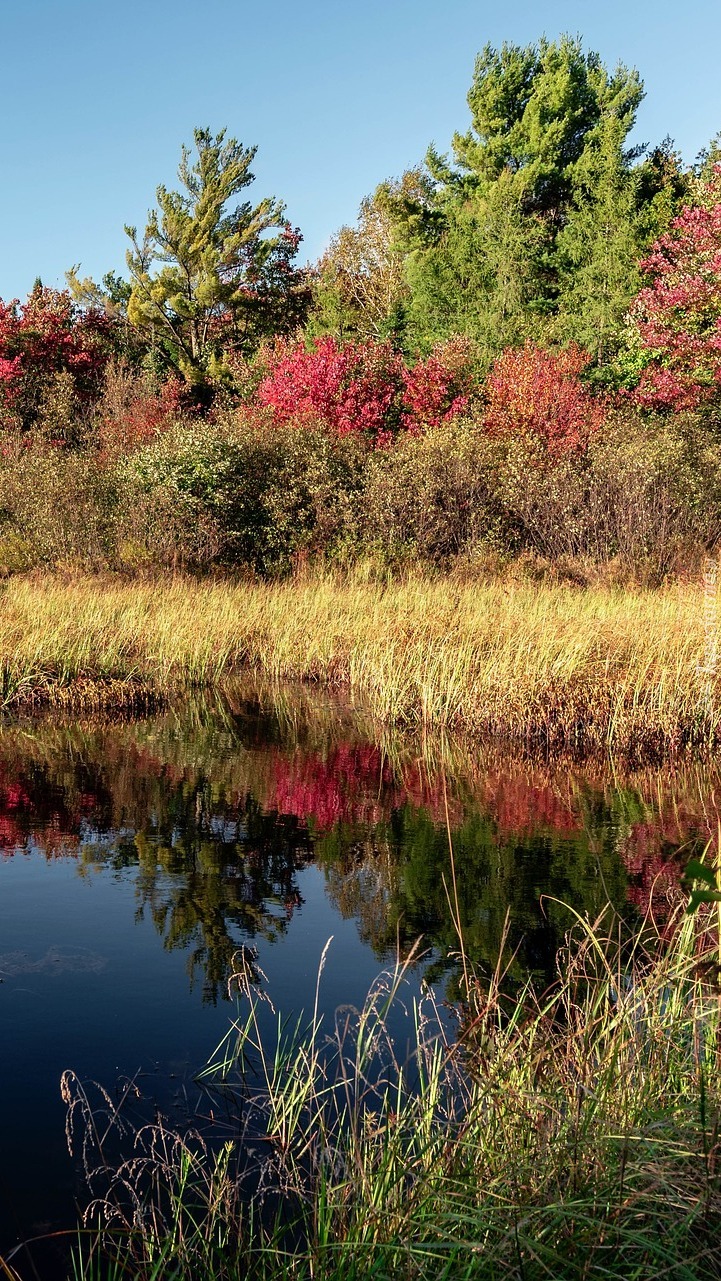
xmin=65 ymin=904 xmax=721 ymax=1280
xmin=0 ymin=572 xmax=718 ymax=758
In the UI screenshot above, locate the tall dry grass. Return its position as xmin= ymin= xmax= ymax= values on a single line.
xmin=0 ymin=571 xmax=718 ymax=755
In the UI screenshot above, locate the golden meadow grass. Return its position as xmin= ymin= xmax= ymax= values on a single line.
xmin=0 ymin=571 xmax=718 ymax=754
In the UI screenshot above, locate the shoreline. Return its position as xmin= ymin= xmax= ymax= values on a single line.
xmin=1 ymin=571 xmax=719 ymax=759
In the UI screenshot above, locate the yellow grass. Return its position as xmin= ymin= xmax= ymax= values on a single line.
xmin=0 ymin=571 xmax=718 ymax=754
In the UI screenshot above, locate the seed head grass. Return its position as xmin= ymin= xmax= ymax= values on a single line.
xmin=66 ymin=906 xmax=721 ymax=1280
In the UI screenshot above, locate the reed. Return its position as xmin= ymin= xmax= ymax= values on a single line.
xmin=0 ymin=571 xmax=718 ymax=755
xmin=66 ymin=906 xmax=721 ymax=1280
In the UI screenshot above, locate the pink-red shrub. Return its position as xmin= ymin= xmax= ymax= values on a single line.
xmin=631 ymin=166 xmax=721 ymax=411
xmin=256 ymin=335 xmax=478 ymax=443
xmin=0 ymin=286 xmax=114 ymax=429
xmin=257 ymin=336 xmax=405 ymax=443
xmin=401 ymin=336 xmax=478 ymax=432
xmin=482 ymin=342 xmax=605 ymax=455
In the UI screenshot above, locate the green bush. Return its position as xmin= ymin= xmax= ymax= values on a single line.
xmin=1 ymin=404 xmax=719 ymax=583
xmin=121 ymin=414 xmax=368 ymax=574
xmin=362 ymin=421 xmax=512 ymax=566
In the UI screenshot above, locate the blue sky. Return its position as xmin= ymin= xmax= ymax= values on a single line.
xmin=1 ymin=0 xmax=719 ymax=301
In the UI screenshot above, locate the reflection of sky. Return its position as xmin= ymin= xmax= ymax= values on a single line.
xmin=78 ymin=821 xmax=135 ymax=848
xmin=0 ymin=846 xmax=426 ymax=1256
xmin=209 ymin=816 xmax=248 ymax=842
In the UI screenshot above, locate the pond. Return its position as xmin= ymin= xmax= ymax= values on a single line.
xmin=0 ymin=682 xmax=716 ymax=1273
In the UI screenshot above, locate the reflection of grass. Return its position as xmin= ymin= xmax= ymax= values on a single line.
xmin=0 ymin=571 xmax=719 ymax=754
xmin=68 ymin=910 xmax=721 ymax=1280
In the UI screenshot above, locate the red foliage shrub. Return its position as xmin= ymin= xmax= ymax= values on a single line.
xmin=480 ymin=771 xmax=579 ymax=836
xmin=401 ymin=336 xmax=478 ymax=432
xmin=257 ymin=336 xmax=405 ymax=443
xmin=269 ymin=743 xmax=396 ymax=831
xmin=95 ymin=364 xmax=186 ymax=456
xmin=482 ymin=341 xmax=605 ymax=455
xmin=631 ymin=167 xmax=721 ymax=411
xmin=256 ymin=336 xmax=477 ymax=443
xmin=0 ymin=286 xmax=114 ymax=430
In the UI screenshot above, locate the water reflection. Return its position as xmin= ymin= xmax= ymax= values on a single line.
xmin=0 ymin=685 xmax=718 ymax=999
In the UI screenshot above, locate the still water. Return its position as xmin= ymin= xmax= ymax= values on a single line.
xmin=0 ymin=683 xmax=716 ymax=1268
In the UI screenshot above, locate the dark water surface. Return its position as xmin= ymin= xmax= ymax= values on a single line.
xmin=0 ymin=684 xmax=718 ymax=1269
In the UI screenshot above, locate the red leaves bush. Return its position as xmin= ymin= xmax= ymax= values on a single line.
xmin=482 ymin=341 xmax=605 ymax=455
xmin=95 ymin=364 xmax=185 ymax=456
xmin=256 ymin=335 xmax=478 ymax=443
xmin=631 ymin=166 xmax=721 ymax=411
xmin=0 ymin=286 xmax=114 ymax=430
xmin=257 ymin=336 xmax=404 ymax=442
xmin=401 ymin=336 xmax=478 ymax=432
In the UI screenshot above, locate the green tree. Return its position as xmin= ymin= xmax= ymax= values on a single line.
xmin=554 ymin=114 xmax=644 ymax=364
xmin=696 ymin=130 xmax=721 ymax=183
xmin=402 ymin=172 xmax=546 ymax=356
xmin=124 ymin=128 xmax=308 ymax=393
xmin=636 ymin=137 xmax=690 ymax=240
xmin=308 ymin=172 xmax=439 ymax=345
xmin=388 ymin=36 xmax=645 ymax=359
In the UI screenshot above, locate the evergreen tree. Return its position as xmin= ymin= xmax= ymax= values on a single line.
xmin=554 ymin=114 xmax=644 ymax=364
xmin=124 ymin=128 xmax=308 ymax=392
xmin=403 ymin=174 xmax=545 ymax=357
xmin=450 ymin=36 xmax=642 ymax=218
xmin=636 ymin=137 xmax=690 ymax=240
xmin=388 ymin=36 xmax=645 ymax=360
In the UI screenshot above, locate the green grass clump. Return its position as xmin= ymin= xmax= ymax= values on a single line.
xmin=65 ymin=909 xmax=721 ymax=1280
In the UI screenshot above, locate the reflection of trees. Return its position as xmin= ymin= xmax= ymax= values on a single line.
xmin=0 ymin=721 xmax=315 ymax=1004
xmin=131 ymin=797 xmax=311 ymax=1002
xmin=317 ymin=806 xmax=630 ymax=991
xmin=1 ymin=693 xmax=721 ymax=1003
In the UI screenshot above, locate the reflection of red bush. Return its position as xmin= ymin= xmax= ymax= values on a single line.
xmin=267 ymin=744 xmax=469 ymax=831
xmin=480 ymin=773 xmax=579 ymax=836
xmin=270 ymin=744 xmax=396 ymax=830
xmin=621 ymin=808 xmax=717 ymax=916
xmin=0 ymin=765 xmax=81 ymax=856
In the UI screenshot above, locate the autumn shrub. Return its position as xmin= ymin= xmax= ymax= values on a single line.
xmin=631 ymin=166 xmax=721 ymax=411
xmin=257 ymin=335 xmax=405 ymax=442
xmin=400 ymin=335 xmax=481 ymax=431
xmin=91 ymin=360 xmax=186 ymax=456
xmin=0 ymin=435 xmax=117 ymax=570
xmin=584 ymin=409 xmax=721 ymax=577
xmin=121 ymin=414 xmax=367 ymax=574
xmin=255 ymin=334 xmax=480 ymax=443
xmin=0 ymin=285 xmax=114 ymax=434
xmin=482 ymin=407 xmax=721 ymax=581
xmin=482 ymin=340 xmax=606 ymax=454
xmin=363 ymin=420 xmax=511 ymax=565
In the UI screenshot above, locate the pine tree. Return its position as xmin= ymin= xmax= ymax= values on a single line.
xmin=125 ymin=128 xmax=307 ymax=392
xmin=387 ymin=36 xmax=645 ymax=360
xmin=403 ymin=174 xmax=545 ymax=357
xmin=554 ymin=114 xmax=644 ymax=364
